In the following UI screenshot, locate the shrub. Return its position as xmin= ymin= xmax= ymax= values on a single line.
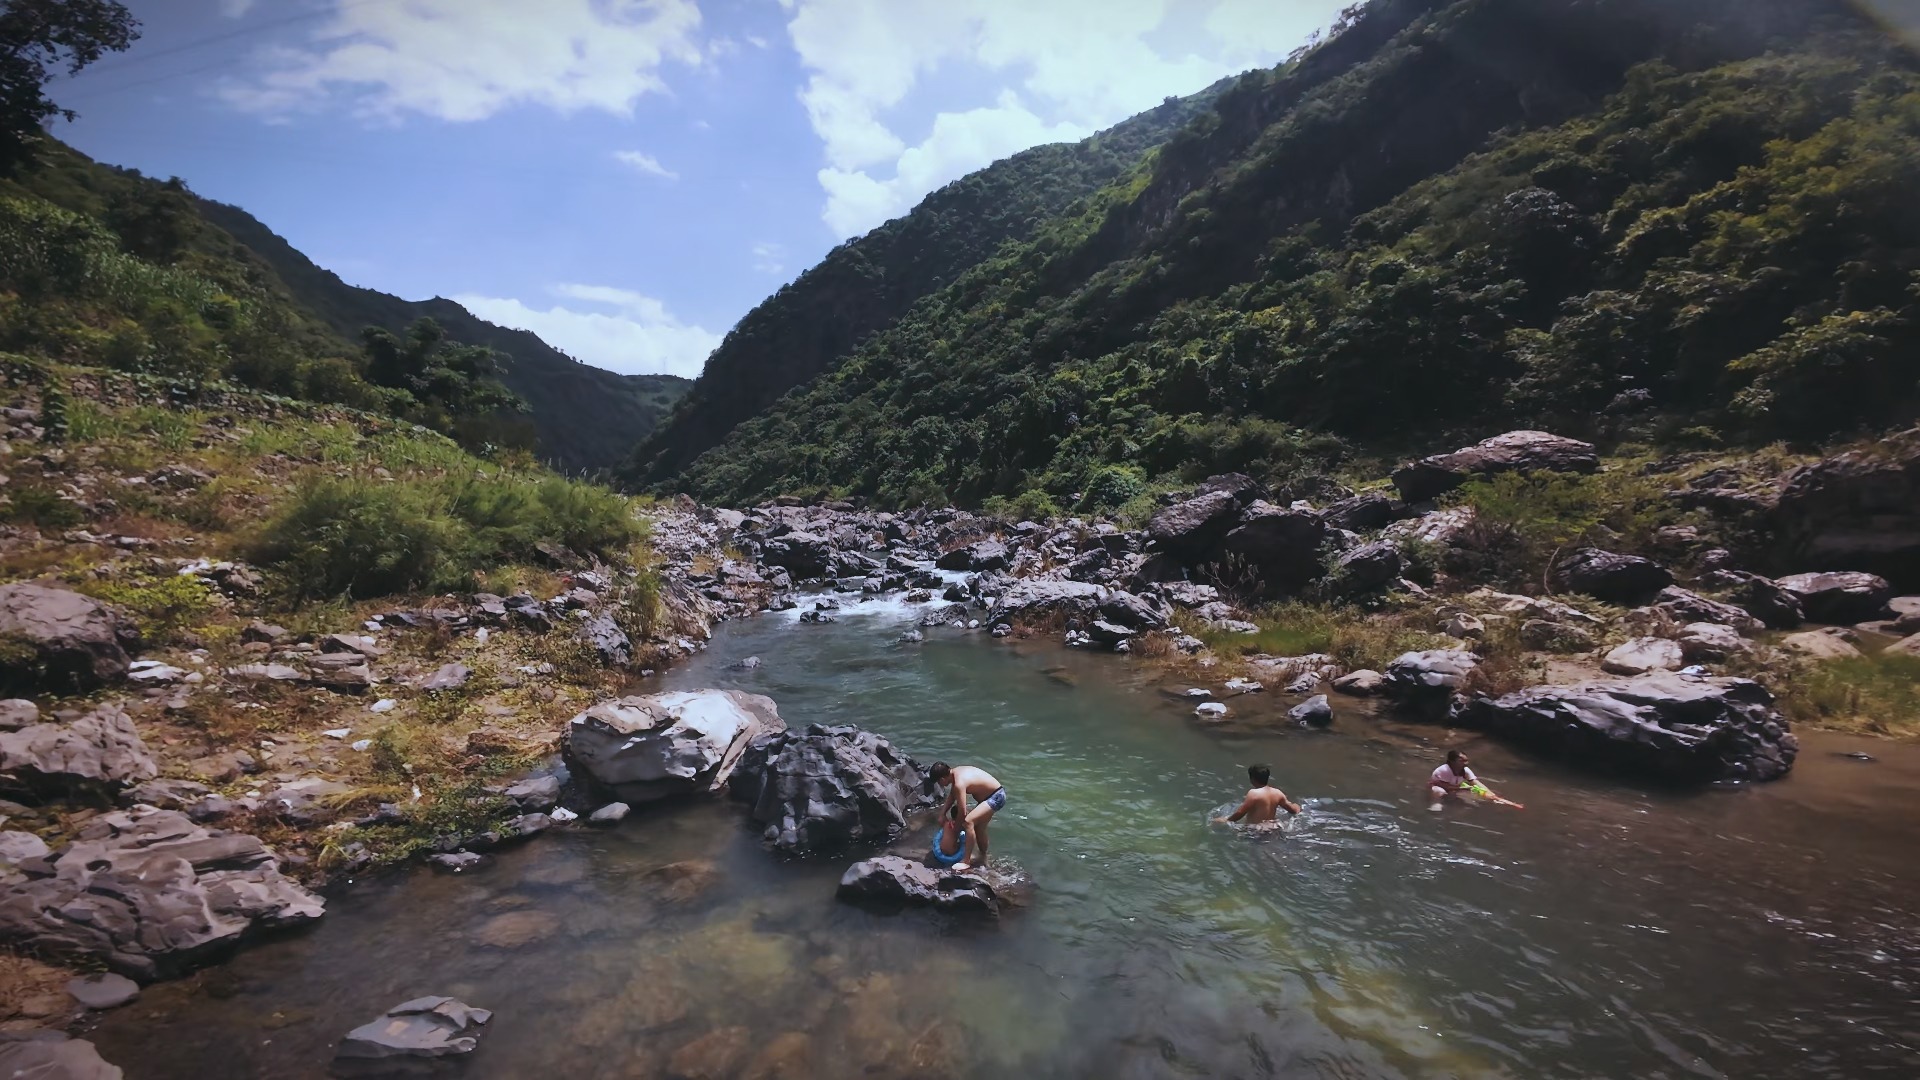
xmin=1077 ymin=464 xmax=1147 ymax=511
xmin=246 ymin=473 xmax=636 ymax=603
xmin=982 ymin=488 xmax=1063 ymax=522
xmin=75 ymin=571 xmax=219 ymax=641
xmin=1 ymin=485 xmax=84 ymax=529
xmin=1446 ymin=469 xmax=1679 ymax=589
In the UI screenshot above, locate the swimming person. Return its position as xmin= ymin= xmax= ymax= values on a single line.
xmin=1213 ymin=764 xmax=1302 ymax=826
xmin=1428 ymin=749 xmax=1478 ymax=811
xmin=930 ymin=800 xmax=967 ymax=867
xmin=928 ymin=761 xmax=1004 ymax=873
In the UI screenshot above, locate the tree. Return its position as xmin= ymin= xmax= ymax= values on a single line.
xmin=0 ymin=0 xmax=140 ymax=173
xmin=360 ymin=317 xmax=528 ymax=426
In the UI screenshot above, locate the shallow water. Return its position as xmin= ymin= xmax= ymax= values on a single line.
xmin=93 ymin=596 xmax=1920 ymax=1078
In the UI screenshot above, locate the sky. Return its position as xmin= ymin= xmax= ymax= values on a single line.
xmin=51 ymin=0 xmax=1352 ymax=379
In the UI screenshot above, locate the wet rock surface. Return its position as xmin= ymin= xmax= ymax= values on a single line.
xmin=1452 ymin=674 xmax=1797 ymax=784
xmin=336 ymin=996 xmax=492 ymax=1064
xmin=837 ymin=855 xmax=1000 ymax=916
xmin=730 ymin=724 xmax=933 ymax=854
xmin=0 ymin=1031 xmax=123 ymax=1079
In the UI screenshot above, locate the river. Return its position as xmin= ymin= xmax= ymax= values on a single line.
xmin=91 ymin=594 xmax=1920 ymax=1078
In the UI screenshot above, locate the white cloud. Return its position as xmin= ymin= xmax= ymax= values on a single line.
xmin=782 ymin=0 xmax=1352 ymax=236
xmin=219 ymin=0 xmax=257 ymax=17
xmin=222 ymin=0 xmax=705 ymax=122
xmin=751 ymin=242 xmax=787 ymax=275
xmin=614 ymin=149 xmax=677 ymax=180
xmin=454 ymin=284 xmax=721 ymax=378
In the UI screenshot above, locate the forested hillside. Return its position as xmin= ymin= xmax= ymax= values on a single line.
xmin=195 ymin=199 xmax=688 ymax=472
xmin=3 ymin=143 xmax=686 ymax=471
xmin=656 ymin=0 xmax=1920 ymax=511
xmin=623 ymin=80 xmax=1235 ymax=485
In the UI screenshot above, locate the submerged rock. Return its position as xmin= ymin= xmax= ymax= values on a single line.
xmin=1452 ymin=673 xmax=1797 ymax=783
xmin=837 ymin=855 xmax=999 ymax=916
xmin=336 ymin=997 xmax=492 ymax=1063
xmin=730 ymin=724 xmax=932 ymax=854
xmin=67 ymin=972 xmax=139 ymax=1010
xmin=0 ymin=806 xmax=323 ymax=980
xmin=0 ymin=1032 xmax=123 ymax=1079
xmin=565 ymin=689 xmax=784 ymax=803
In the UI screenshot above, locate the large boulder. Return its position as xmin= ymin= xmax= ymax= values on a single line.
xmin=579 ymin=613 xmax=633 ymax=667
xmin=0 ymin=1032 xmax=123 ymax=1079
xmin=1775 ymin=571 xmax=1893 ymax=625
xmin=1649 ymin=587 xmax=1763 ymax=635
xmin=1145 ymin=491 xmax=1241 ymax=560
xmin=1552 ymin=548 xmax=1673 ymax=604
xmin=0 ymin=807 xmax=324 ymax=981
xmin=564 ymin=690 xmax=784 ymax=803
xmin=935 ymin=540 xmax=1009 ymax=573
xmin=760 ymin=531 xmax=834 ymax=579
xmin=1219 ymin=502 xmax=1329 ymax=590
xmin=1382 ymin=650 xmax=1480 ymax=710
xmin=986 ymin=580 xmax=1163 ymax=631
xmin=0 ymin=703 xmax=157 ymax=800
xmin=0 ymin=583 xmax=137 ymax=694
xmin=1326 ymin=540 xmax=1402 ymax=596
xmin=1772 ymin=428 xmax=1920 ymax=589
xmin=729 ymin=724 xmax=933 ymax=854
xmin=1451 ymin=674 xmax=1797 ymax=783
xmin=837 ymin=856 xmax=999 ymax=917
xmin=1321 ymin=493 xmax=1402 ymax=533
xmin=336 ymin=997 xmax=492 ymax=1064
xmin=1392 ymin=431 xmax=1600 ymax=502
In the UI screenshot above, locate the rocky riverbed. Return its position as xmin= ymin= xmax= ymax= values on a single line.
xmin=5 ymin=426 xmax=1919 ymax=1071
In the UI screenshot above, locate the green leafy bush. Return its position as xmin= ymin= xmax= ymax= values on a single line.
xmin=0 ymin=485 xmax=83 ymax=529
xmin=1773 ymin=653 xmax=1920 ymax=736
xmin=1446 ymin=469 xmax=1679 ymax=588
xmin=75 ymin=572 xmax=219 ymax=641
xmin=246 ymin=472 xmax=636 ymax=602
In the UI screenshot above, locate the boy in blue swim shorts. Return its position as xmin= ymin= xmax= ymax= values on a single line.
xmin=929 ymin=761 xmax=1004 ymax=874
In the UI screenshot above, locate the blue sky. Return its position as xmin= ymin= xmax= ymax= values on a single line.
xmin=52 ymin=0 xmax=1351 ymax=378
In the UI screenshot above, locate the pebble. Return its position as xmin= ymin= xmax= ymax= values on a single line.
xmin=370 ymin=699 xmax=397 ymax=713
xmin=350 ymin=739 xmax=373 ymax=752
xmin=67 ymin=972 xmax=140 ymax=1010
xmin=550 ymin=807 xmax=579 ymax=823
xmin=1195 ymin=702 xmax=1228 ymax=719
xmin=322 ymin=728 xmax=351 ymax=739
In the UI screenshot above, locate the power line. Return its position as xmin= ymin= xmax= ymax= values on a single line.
xmin=54 ymin=0 xmax=392 ymax=102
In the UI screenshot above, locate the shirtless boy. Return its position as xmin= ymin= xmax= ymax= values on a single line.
xmin=928 ymin=762 xmax=1003 ymax=873
xmin=1214 ymin=764 xmax=1302 ymax=825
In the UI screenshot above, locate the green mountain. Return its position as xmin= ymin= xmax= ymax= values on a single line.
xmin=3 ymin=143 xmax=687 ymax=472
xmin=623 ymin=81 xmax=1235 ymax=486
xmin=652 ymin=0 xmax=1920 ymax=510
xmin=193 ymin=200 xmax=688 ymax=473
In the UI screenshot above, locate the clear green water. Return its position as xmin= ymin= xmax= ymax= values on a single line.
xmin=92 ymin=598 xmax=1920 ymax=1078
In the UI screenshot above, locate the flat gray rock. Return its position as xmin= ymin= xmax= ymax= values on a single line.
xmin=68 ymin=972 xmax=140 ymax=1009
xmin=565 ymin=689 xmax=783 ymax=803
xmin=0 ymin=583 xmax=136 ymax=694
xmin=336 ymin=996 xmax=492 ymax=1061
xmin=0 ymin=702 xmax=157 ymax=797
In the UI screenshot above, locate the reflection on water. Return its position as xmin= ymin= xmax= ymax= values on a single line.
xmin=93 ymin=596 xmax=1920 ymax=1078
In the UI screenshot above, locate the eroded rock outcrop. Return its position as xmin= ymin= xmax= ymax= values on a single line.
xmin=0 ymin=807 xmax=324 ymax=980
xmin=1452 ymin=674 xmax=1796 ymax=783
xmin=564 ymin=690 xmax=783 ymax=803
xmin=336 ymin=997 xmax=492 ymax=1065
xmin=0 ymin=703 xmax=156 ymax=800
xmin=1773 ymin=428 xmax=1920 ymax=589
xmin=1391 ymin=431 xmax=1599 ymax=502
xmin=730 ymin=724 xmax=933 ymax=853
